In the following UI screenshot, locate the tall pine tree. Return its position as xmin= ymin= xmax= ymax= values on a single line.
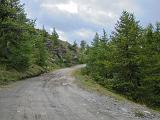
xmin=112 ymin=11 xmax=142 ymax=95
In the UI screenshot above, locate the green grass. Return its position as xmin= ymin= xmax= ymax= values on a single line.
xmin=0 ymin=59 xmax=73 ymax=87
xmin=73 ymin=69 xmax=160 ymax=113
xmin=0 ymin=64 xmax=46 ymax=86
xmin=134 ymin=111 xmax=145 ymax=118
xmin=73 ymin=69 xmax=126 ymax=101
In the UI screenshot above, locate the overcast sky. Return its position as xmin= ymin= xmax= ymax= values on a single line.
xmin=21 ymin=0 xmax=160 ymax=44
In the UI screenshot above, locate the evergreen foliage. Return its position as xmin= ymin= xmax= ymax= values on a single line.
xmin=79 ymin=40 xmax=87 ymax=63
xmin=0 ymin=0 xmax=79 ymax=84
xmin=51 ymin=28 xmax=59 ymax=45
xmin=85 ymin=11 xmax=160 ymax=109
xmin=1 ymin=0 xmax=159 ymax=110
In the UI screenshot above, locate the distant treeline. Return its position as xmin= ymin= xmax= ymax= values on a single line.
xmin=82 ymin=11 xmax=160 ymax=109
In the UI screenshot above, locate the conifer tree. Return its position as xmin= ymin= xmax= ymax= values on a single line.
xmin=34 ymin=29 xmax=48 ymax=67
xmin=0 ymin=0 xmax=32 ymax=70
xmin=79 ymin=40 xmax=87 ymax=63
xmin=80 ymin=40 xmax=87 ymax=51
xmin=140 ymin=23 xmax=160 ymax=107
xmin=51 ymin=28 xmax=59 ymax=45
xmin=111 ymin=11 xmax=142 ymax=94
xmin=92 ymin=32 xmax=100 ymax=47
xmin=101 ymin=29 xmax=108 ymax=44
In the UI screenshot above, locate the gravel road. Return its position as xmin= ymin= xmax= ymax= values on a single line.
xmin=0 ymin=65 xmax=159 ymax=120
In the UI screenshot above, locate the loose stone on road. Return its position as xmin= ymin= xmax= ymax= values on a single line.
xmin=0 ymin=65 xmax=159 ymax=120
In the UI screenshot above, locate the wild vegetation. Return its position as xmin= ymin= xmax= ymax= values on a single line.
xmin=0 ymin=0 xmax=79 ymax=85
xmin=82 ymin=11 xmax=160 ymax=109
xmin=0 ymin=0 xmax=159 ymax=111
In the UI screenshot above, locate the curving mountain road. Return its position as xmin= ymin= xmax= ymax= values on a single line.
xmin=0 ymin=65 xmax=159 ymax=120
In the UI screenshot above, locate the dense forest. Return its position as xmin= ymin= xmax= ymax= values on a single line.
xmin=0 ymin=0 xmax=79 ymax=85
xmin=82 ymin=11 xmax=160 ymax=109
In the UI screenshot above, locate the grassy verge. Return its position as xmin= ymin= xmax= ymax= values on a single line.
xmin=73 ymin=69 xmax=160 ymax=112
xmin=0 ymin=60 xmax=75 ymax=87
xmin=73 ymin=69 xmax=126 ymax=101
xmin=0 ymin=64 xmax=46 ymax=86
xmin=0 ymin=62 xmax=61 ymax=86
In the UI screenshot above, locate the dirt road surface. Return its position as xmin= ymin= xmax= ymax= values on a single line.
xmin=0 ymin=65 xmax=159 ymax=120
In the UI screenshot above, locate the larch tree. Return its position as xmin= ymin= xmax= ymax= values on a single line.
xmin=111 ymin=11 xmax=142 ymax=95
